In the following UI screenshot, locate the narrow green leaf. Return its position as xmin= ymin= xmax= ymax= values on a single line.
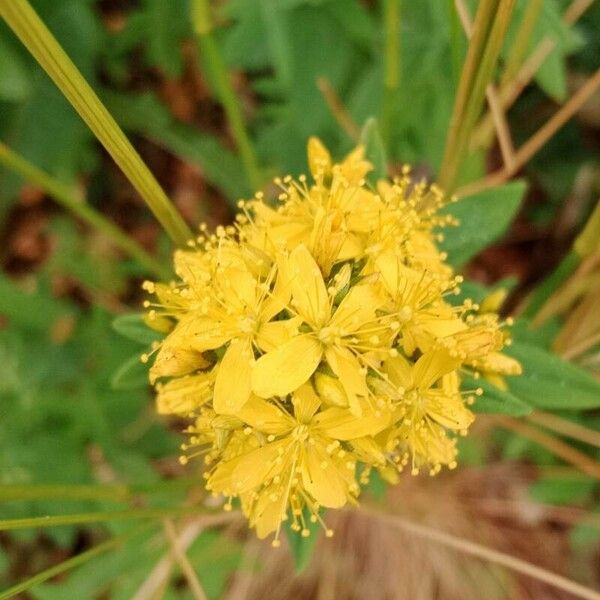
xmin=441 ymin=180 xmax=526 ymax=267
xmin=0 ymin=506 xmax=204 ymax=531
xmin=506 ymin=341 xmax=600 ymax=410
xmin=359 ymin=117 xmax=387 ymax=183
xmin=110 ymin=353 xmax=149 ymax=391
xmin=466 ymin=376 xmax=532 ymax=416
xmin=112 ymin=314 xmax=162 ymax=346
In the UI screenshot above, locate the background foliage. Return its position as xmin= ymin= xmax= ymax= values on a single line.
xmin=1 ymin=0 xmax=600 ymax=598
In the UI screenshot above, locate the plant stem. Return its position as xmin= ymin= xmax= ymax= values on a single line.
xmin=0 ymin=479 xmax=199 ymax=503
xmin=0 ymin=525 xmax=153 ymax=600
xmin=472 ymin=0 xmax=595 ymax=148
xmin=191 ymin=0 xmax=261 ymax=192
xmin=163 ymin=520 xmax=208 ymax=600
xmin=454 ymin=0 xmax=515 ymax=169
xmin=501 ymin=0 xmax=543 ymax=88
xmin=456 ymin=68 xmax=600 ymax=197
xmin=0 ymin=0 xmax=192 ymax=246
xmin=0 ymin=142 xmax=170 ymax=280
xmin=439 ymin=0 xmax=515 ymax=191
xmin=381 ymin=0 xmax=400 ymax=147
xmin=0 ymin=506 xmax=211 ymax=531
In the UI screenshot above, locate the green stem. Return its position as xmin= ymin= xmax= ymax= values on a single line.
xmin=500 ymin=0 xmax=543 ymax=88
xmin=0 ymin=479 xmax=199 ymax=503
xmin=0 ymin=506 xmax=208 ymax=531
xmin=192 ymin=0 xmax=262 ymax=192
xmin=0 ymin=142 xmax=170 ymax=280
xmin=382 ymin=0 xmax=400 ymax=147
xmin=0 ymin=524 xmax=153 ymax=600
xmin=439 ymin=0 xmax=515 ymax=192
xmin=0 ymin=0 xmax=192 ymax=246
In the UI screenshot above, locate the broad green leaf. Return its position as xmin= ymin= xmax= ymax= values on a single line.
xmin=112 ymin=314 xmax=162 ymax=346
xmin=110 ymin=354 xmax=149 ymax=391
xmin=506 ymin=341 xmax=600 ymax=410
xmin=359 ymin=117 xmax=387 ymax=183
xmin=440 ymin=180 xmax=527 ymax=267
xmin=465 ymin=376 xmax=532 ymax=416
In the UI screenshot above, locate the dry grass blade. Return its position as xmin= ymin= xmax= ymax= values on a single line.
xmin=163 ymin=520 xmax=208 ymax=600
xmin=133 ymin=513 xmax=240 ymax=600
xmin=369 ymin=510 xmax=600 ymax=600
xmin=495 ymin=416 xmax=600 ymax=481
xmin=457 ymin=69 xmax=600 ymax=197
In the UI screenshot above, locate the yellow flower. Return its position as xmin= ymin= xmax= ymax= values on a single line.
xmin=207 ymin=384 xmax=388 ymax=539
xmin=143 ymin=138 xmax=521 ymax=543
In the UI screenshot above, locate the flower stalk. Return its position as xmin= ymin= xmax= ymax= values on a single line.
xmin=0 ymin=0 xmax=192 ymax=247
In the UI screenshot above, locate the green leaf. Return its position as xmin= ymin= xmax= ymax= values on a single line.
xmin=0 ymin=273 xmax=74 ymax=331
xmin=465 ymin=376 xmax=532 ymax=416
xmin=285 ymin=508 xmax=320 ymax=573
xmin=505 ymin=341 xmax=600 ymax=410
xmin=112 ymin=314 xmax=162 ymax=346
xmin=110 ymin=354 xmax=149 ymax=391
xmin=359 ymin=117 xmax=387 ymax=183
xmin=529 ymin=476 xmax=595 ymax=505
xmin=440 ymin=181 xmax=527 ymax=267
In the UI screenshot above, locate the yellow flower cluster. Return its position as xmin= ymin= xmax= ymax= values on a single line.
xmin=143 ymin=139 xmax=521 ymax=544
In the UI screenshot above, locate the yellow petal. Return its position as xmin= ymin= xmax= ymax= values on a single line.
xmin=288 ymin=245 xmax=329 ymax=327
xmin=156 ymin=371 xmax=214 ymax=415
xmin=251 ymin=486 xmax=289 ymax=539
xmin=382 ymin=354 xmax=413 ymax=388
xmin=413 ymin=349 xmax=460 ymax=390
xmin=231 ymin=439 xmax=292 ymax=493
xmin=314 ymin=372 xmax=348 ymax=407
xmin=307 ymin=136 xmax=332 ymax=180
xmin=314 ymin=401 xmax=390 ymax=440
xmin=255 ymin=317 xmax=301 ymax=353
xmin=237 ymin=395 xmax=294 ymax=434
xmin=213 ymin=338 xmax=253 ymax=414
xmin=325 ymin=346 xmax=368 ymax=415
xmin=426 ymin=391 xmax=474 ymax=431
xmin=260 ymin=254 xmax=292 ymax=321
xmin=252 ymin=336 xmax=323 ymax=398
xmin=292 ymin=383 xmax=321 ymax=423
xmin=150 ymin=344 xmax=208 ymax=384
xmin=329 ymin=283 xmax=381 ymax=332
xmin=301 ymin=444 xmax=348 ymax=508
